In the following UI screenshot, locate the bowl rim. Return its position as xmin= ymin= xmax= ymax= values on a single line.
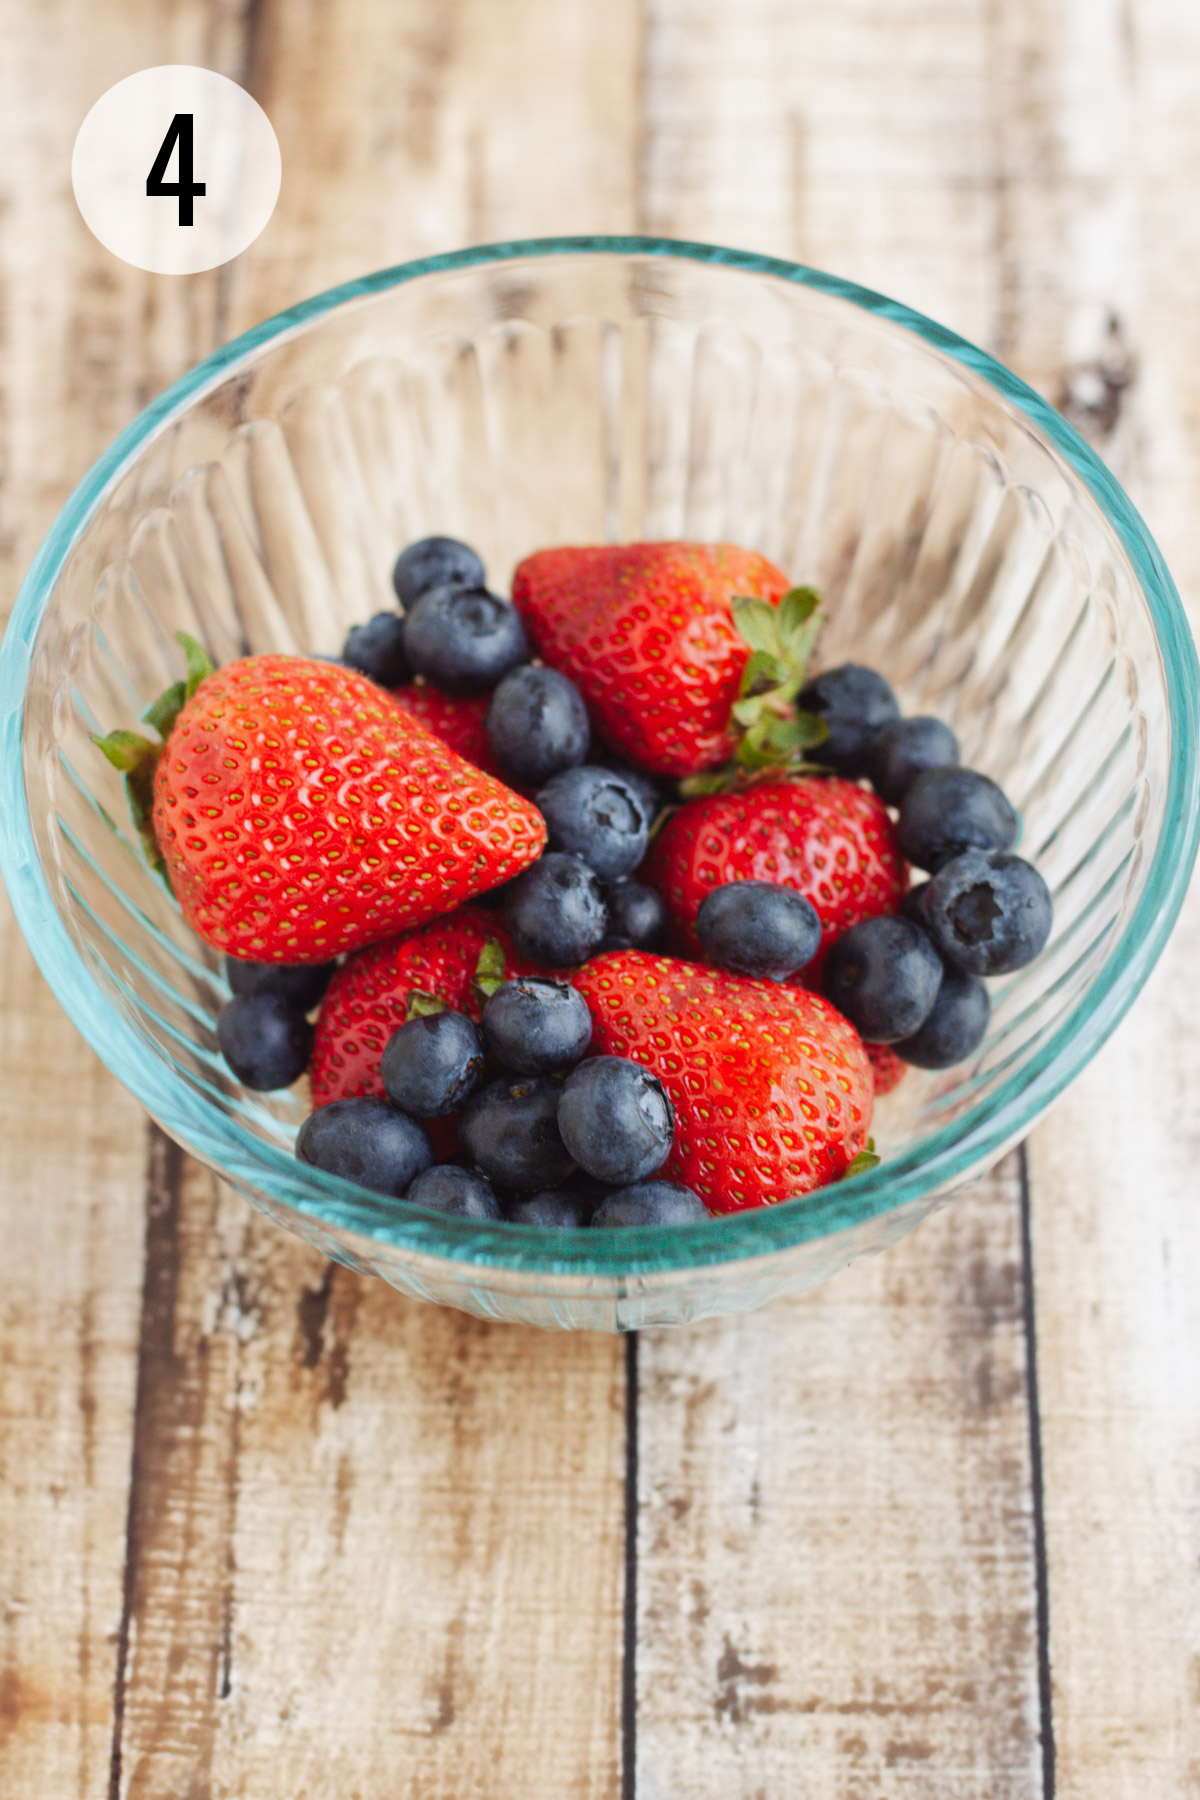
xmin=2 ymin=233 xmax=1198 ymax=1280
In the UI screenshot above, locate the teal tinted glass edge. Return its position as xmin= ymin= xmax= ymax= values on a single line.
xmin=1 ymin=235 xmax=1197 ymax=1281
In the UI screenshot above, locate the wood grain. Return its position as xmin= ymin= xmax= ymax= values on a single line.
xmin=635 ymin=1162 xmax=1042 ymax=1800
xmin=1014 ymin=2 xmax=1200 ymax=1794
xmin=0 ymin=5 xmax=240 ymax=1797
xmin=104 ymin=2 xmax=642 ymax=1795
xmin=110 ymin=1143 xmax=626 ymax=1800
xmin=635 ymin=5 xmax=1049 ymax=1793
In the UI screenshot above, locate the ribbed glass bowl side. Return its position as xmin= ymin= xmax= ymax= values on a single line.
xmin=2 ymin=240 xmax=1197 ymax=1331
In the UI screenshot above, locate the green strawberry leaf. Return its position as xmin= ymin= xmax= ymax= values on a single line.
xmin=179 ymin=632 xmax=215 ymax=697
xmin=141 ymin=681 xmax=187 ymax=737
xmin=471 ymin=938 xmax=508 ymax=1008
xmin=776 ymin=585 xmax=821 ymax=639
xmin=405 ymin=989 xmax=447 ymax=1020
xmin=91 ymin=728 xmax=157 ymax=773
xmin=730 ymin=596 xmax=782 ymax=657
xmin=843 ymin=1138 xmax=881 ymax=1179
xmin=678 ymin=770 xmax=731 ymax=800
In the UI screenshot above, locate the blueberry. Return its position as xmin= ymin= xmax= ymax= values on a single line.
xmin=341 ymin=612 xmax=410 ymax=688
xmin=459 ymin=1076 xmax=577 ymax=1190
xmin=598 ymin=757 xmax=672 ymax=823
xmin=924 ymin=849 xmax=1053 ymax=976
xmin=893 ymin=964 xmax=991 ymax=1069
xmin=403 ymin=585 xmax=529 ymax=695
xmin=867 ymin=716 xmax=960 ymax=806
xmin=598 ymin=879 xmax=668 ymax=954
xmin=821 ymin=915 xmax=943 ymax=1042
xmin=218 ymin=992 xmax=313 ymax=1089
xmin=481 ymin=977 xmax=593 ymax=1075
xmin=505 ymin=1188 xmax=594 ymax=1228
xmin=380 ymin=1009 xmax=484 ymax=1117
xmin=590 ymin=1181 xmax=708 ymax=1227
xmin=225 ymin=956 xmax=335 ymax=1011
xmin=296 ymin=1098 xmax=434 ymax=1196
xmin=696 ymin=880 xmax=822 ymax=981
xmin=404 ymin=1163 xmax=502 ymax=1219
xmin=899 ymin=882 xmax=932 ymax=928
xmin=486 ymin=664 xmax=590 ymax=785
xmin=536 ymin=766 xmax=650 ymax=880
xmin=392 ymin=535 xmax=485 ymax=608
xmin=896 ymin=766 xmax=1018 ymax=872
xmin=798 ymin=664 xmax=901 ymax=775
xmin=503 ymin=853 xmax=609 ymax=966
xmin=557 ymin=1056 xmax=674 ymax=1185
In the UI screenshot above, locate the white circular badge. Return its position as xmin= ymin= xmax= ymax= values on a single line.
xmin=72 ymin=66 xmax=281 ymax=274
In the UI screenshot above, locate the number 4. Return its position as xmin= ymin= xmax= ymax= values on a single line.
xmin=146 ymin=114 xmax=206 ymax=228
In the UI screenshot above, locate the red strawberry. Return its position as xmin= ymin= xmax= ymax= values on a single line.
xmin=573 ymin=951 xmax=872 ymax=1212
xmin=310 ymin=908 xmax=528 ymax=1107
xmin=865 ymin=1041 xmax=908 ymax=1097
xmin=149 ymin=655 xmax=545 ymax=963
xmin=392 ymin=684 xmax=502 ymax=777
xmin=512 ymin=542 xmax=792 ymax=776
xmin=646 ymin=776 xmax=906 ymax=968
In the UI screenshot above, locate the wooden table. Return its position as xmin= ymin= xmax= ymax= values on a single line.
xmin=2 ymin=3 xmax=1198 ymax=1795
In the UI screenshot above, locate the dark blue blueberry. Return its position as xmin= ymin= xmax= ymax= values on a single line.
xmin=899 ymin=882 xmax=933 ymax=929
xmin=341 ymin=612 xmax=410 ymax=688
xmin=896 ymin=766 xmax=1018 ymax=872
xmin=696 ymin=880 xmax=821 ymax=981
xmin=402 ymin=584 xmax=529 ymax=695
xmin=380 ymin=1009 xmax=484 ymax=1118
xmin=459 ymin=1076 xmax=576 ymax=1191
xmin=557 ymin=1056 xmax=674 ymax=1185
xmin=505 ymin=1188 xmax=594 ymax=1228
xmin=392 ymin=535 xmax=485 ymax=608
xmin=225 ymin=956 xmax=335 ymax=1011
xmin=218 ymin=992 xmax=313 ymax=1090
xmin=404 ymin=1163 xmax=502 ymax=1219
xmin=590 ymin=1181 xmax=708 ymax=1227
xmin=894 ymin=964 xmax=991 ymax=1069
xmin=867 ymin=715 xmax=960 ymax=806
xmin=486 ymin=664 xmax=590 ymax=785
xmin=798 ymin=664 xmax=901 ymax=775
xmin=821 ymin=915 xmax=943 ymax=1042
xmin=924 ymin=849 xmax=1053 ymax=976
xmin=481 ymin=977 xmax=593 ymax=1075
xmin=503 ymin=853 xmax=609 ymax=966
xmin=598 ymin=878 xmax=668 ymax=954
xmin=536 ymin=765 xmax=650 ymax=881
xmin=598 ymin=757 xmax=672 ymax=823
xmin=296 ymin=1098 xmax=434 ymax=1196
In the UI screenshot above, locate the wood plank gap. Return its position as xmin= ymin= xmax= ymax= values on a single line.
xmin=623 ymin=1331 xmax=640 ymax=1800
xmin=1018 ymin=1145 xmax=1056 ymax=1800
xmin=106 ymin=1127 xmax=187 ymax=1800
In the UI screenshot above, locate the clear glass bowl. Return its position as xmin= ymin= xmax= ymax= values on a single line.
xmin=2 ymin=238 xmax=1197 ymax=1331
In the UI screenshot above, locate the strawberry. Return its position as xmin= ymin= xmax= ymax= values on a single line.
xmin=511 ymin=542 xmax=794 ymax=776
xmin=310 ymin=908 xmax=527 ymax=1107
xmin=392 ymin=683 xmax=502 ymax=777
xmin=94 ymin=644 xmax=546 ymax=964
xmin=865 ymin=1041 xmax=908 ymax=1098
xmin=646 ymin=776 xmax=906 ymax=968
xmin=573 ymin=951 xmax=873 ymax=1212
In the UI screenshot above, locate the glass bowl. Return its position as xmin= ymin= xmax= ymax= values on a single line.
xmin=1 ymin=238 xmax=1197 ymax=1332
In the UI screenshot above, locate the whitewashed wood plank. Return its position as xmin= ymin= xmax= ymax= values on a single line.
xmin=103 ymin=2 xmax=642 ymax=1795
xmin=635 ymin=1164 xmax=1042 ymax=1800
xmin=1013 ymin=1 xmax=1200 ymax=1794
xmin=0 ymin=5 xmax=246 ymax=1795
xmin=635 ymin=4 xmax=1048 ymax=1793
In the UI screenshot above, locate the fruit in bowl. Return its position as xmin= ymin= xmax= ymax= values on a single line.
xmin=92 ymin=530 xmax=1054 ymax=1228
xmin=4 ymin=242 xmax=1193 ymax=1329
